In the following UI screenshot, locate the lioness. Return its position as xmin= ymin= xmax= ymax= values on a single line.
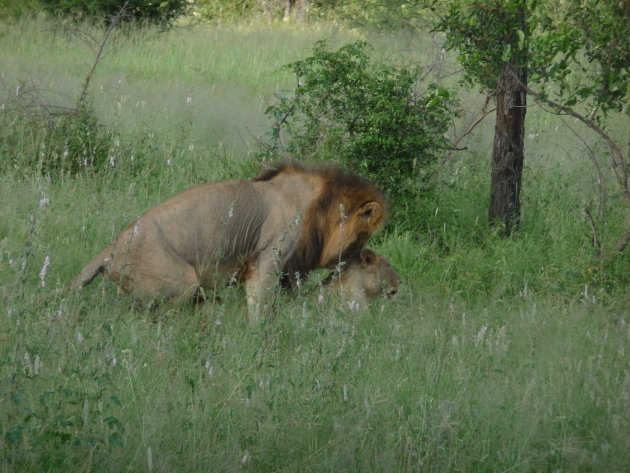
xmin=322 ymin=248 xmax=400 ymax=311
xmin=71 ymin=164 xmax=385 ymax=319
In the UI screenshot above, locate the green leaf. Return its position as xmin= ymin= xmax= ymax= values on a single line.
xmin=516 ymin=29 xmax=525 ymax=50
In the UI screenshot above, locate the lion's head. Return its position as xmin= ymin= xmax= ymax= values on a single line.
xmin=256 ymin=164 xmax=386 ymax=289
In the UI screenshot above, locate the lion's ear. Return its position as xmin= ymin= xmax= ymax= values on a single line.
xmin=357 ymin=202 xmax=383 ymax=231
xmin=360 ymin=248 xmax=377 ymax=268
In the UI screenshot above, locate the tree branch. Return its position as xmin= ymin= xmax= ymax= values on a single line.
xmin=509 ymin=71 xmax=629 ymax=205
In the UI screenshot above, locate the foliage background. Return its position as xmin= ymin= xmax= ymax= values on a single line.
xmin=0 ymin=4 xmax=629 ymax=473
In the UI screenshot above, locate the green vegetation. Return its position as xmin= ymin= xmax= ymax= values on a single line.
xmin=427 ymin=0 xmax=630 ymax=235
xmin=38 ymin=0 xmax=189 ymax=25
xmin=261 ymin=40 xmax=458 ymax=219
xmin=1 ymin=15 xmax=629 ymax=473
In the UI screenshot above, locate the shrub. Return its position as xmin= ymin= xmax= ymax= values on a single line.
xmin=39 ymin=0 xmax=189 ymax=26
xmin=261 ymin=41 xmax=459 ymax=224
xmin=0 ymin=81 xmax=116 ymax=175
xmin=0 ymin=0 xmax=42 ymax=20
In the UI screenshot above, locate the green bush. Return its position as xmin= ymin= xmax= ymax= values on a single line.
xmin=261 ymin=41 xmax=459 ymax=225
xmin=39 ymin=0 xmax=189 ymax=25
xmin=0 ymin=84 xmax=116 ymax=176
xmin=0 ymin=0 xmax=42 ymax=19
xmin=193 ymin=0 xmax=259 ymax=22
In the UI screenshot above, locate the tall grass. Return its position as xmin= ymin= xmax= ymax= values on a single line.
xmin=1 ymin=17 xmax=629 ymax=473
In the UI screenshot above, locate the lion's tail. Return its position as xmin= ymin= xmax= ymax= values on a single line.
xmin=70 ymin=246 xmax=113 ymax=290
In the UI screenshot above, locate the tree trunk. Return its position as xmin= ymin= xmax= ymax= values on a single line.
xmin=283 ymin=0 xmax=309 ymax=22
xmin=489 ymin=59 xmax=527 ymax=234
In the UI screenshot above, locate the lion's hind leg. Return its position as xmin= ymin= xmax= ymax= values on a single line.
xmin=125 ymin=260 xmax=200 ymax=305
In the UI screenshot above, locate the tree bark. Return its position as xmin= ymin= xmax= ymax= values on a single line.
xmin=283 ymin=0 xmax=309 ymax=22
xmin=489 ymin=59 xmax=527 ymax=234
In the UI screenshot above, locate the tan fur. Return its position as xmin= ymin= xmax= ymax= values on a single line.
xmin=323 ymin=249 xmax=400 ymax=311
xmin=71 ymin=164 xmax=385 ymax=320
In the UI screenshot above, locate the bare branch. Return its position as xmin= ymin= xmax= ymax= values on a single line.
xmin=561 ymin=117 xmax=607 ymax=220
xmin=582 ymin=207 xmax=601 ymax=256
xmin=509 ymin=71 xmax=629 ymax=203
xmin=77 ymin=1 xmax=130 ymax=109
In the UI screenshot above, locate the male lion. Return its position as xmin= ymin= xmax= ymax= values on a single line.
xmin=71 ymin=164 xmax=385 ymax=319
xmin=322 ymin=248 xmax=400 ymax=311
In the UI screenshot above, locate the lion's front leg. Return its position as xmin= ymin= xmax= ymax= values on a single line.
xmin=244 ymin=257 xmax=279 ymax=322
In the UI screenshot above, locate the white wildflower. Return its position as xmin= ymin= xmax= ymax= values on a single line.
xmin=147 ymin=446 xmax=153 ymax=472
xmin=167 ymin=158 xmax=172 ymax=166
xmin=76 ymin=332 xmax=84 ymax=343
xmin=23 ymin=353 xmax=42 ymax=376
xmin=188 ymin=144 xmax=194 ymax=151
xmin=186 ymin=96 xmax=192 ymax=104
xmin=38 ymin=197 xmax=50 ymax=207
xmin=473 ymin=325 xmax=489 ymax=347
xmin=39 ymin=256 xmax=50 ymax=287
xmin=105 ymin=353 xmax=117 ymax=367
xmin=109 ymin=156 xmax=116 ymax=167
xmin=318 ymin=293 xmax=325 ymax=304
xmin=241 ymin=453 xmax=250 ymax=464
xmin=205 ymin=359 xmax=214 ymax=376
xmin=348 ymin=300 xmax=359 ymax=312
xmin=338 ymin=203 xmax=347 ymax=220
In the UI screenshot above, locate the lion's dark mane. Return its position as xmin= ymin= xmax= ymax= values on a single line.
xmin=255 ymin=163 xmax=385 ymax=289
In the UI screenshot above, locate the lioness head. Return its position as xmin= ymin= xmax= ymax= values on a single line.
xmin=324 ymin=249 xmax=400 ymax=307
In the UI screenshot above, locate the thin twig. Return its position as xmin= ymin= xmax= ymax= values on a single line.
xmin=582 ymin=207 xmax=601 ymax=256
xmin=77 ymin=1 xmax=130 ymax=109
xmin=561 ymin=117 xmax=607 ymax=220
xmin=432 ymin=95 xmax=494 ymax=178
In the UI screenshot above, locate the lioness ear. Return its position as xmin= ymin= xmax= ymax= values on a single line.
xmin=360 ymin=248 xmax=377 ymax=268
xmin=357 ymin=202 xmax=383 ymax=231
